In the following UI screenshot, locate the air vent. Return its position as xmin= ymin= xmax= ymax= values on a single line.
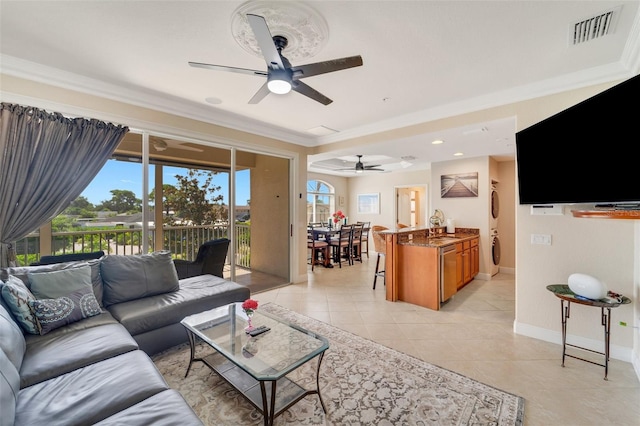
xmin=572 ymin=8 xmax=619 ymax=45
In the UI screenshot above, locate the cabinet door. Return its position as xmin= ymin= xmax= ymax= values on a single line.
xmin=456 ymin=250 xmax=463 ymax=289
xmin=463 ymin=248 xmax=471 ymax=284
xmin=471 ymin=244 xmax=479 ymax=277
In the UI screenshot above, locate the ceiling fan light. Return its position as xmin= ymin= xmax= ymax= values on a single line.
xmin=267 ymin=76 xmax=291 ymax=94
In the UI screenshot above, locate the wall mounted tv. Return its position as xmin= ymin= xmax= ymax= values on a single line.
xmin=516 ymin=73 xmax=640 ymax=206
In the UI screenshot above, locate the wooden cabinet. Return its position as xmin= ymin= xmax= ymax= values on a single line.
xmin=471 ymin=238 xmax=479 ymax=278
xmin=456 ymin=237 xmax=479 ymax=289
xmin=455 ymin=242 xmax=464 ymax=289
xmin=462 ymin=240 xmax=471 ymax=285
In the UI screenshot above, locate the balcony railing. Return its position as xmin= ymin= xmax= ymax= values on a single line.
xmin=13 ymin=224 xmax=251 ymax=268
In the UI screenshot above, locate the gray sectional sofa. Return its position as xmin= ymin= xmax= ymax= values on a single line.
xmin=0 ymin=250 xmax=251 ymax=426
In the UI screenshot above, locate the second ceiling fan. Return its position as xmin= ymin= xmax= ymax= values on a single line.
xmin=339 ymin=155 xmax=385 ymax=173
xmin=189 ymin=14 xmax=363 ymax=105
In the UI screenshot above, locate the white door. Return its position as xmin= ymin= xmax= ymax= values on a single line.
xmin=397 ymin=188 xmax=412 ymax=226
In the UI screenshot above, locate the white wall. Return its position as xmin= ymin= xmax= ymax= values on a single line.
xmin=515 ymin=206 xmax=636 ymax=362
xmin=346 ymin=170 xmax=430 ymax=229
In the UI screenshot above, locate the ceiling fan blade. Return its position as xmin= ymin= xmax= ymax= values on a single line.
xmin=364 ymin=164 xmax=382 ymax=169
xmin=246 ymin=14 xmax=284 ymax=70
xmin=188 ymin=61 xmax=266 ymax=77
xmin=248 ymin=82 xmax=271 ymax=104
xmin=291 ymin=56 xmax=363 ymax=79
xmin=291 ymin=81 xmax=332 ymax=105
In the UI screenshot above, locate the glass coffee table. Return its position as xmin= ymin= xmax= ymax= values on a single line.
xmin=181 ymin=303 xmax=329 ymax=425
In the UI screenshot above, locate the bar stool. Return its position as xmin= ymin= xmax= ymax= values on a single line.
xmin=371 ymin=225 xmax=388 ymax=289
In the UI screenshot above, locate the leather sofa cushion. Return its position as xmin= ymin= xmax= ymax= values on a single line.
xmin=100 ymin=251 xmax=179 ymax=307
xmin=0 ymin=349 xmax=20 ymax=426
xmin=107 ymin=274 xmax=250 ymax=336
xmin=15 ymin=350 xmax=169 ymax=426
xmin=0 ymin=304 xmax=24 ymax=426
xmin=94 ymin=389 xmax=204 ymax=426
xmin=20 ymin=312 xmax=138 ymax=388
xmin=0 ymin=304 xmax=25 ymax=371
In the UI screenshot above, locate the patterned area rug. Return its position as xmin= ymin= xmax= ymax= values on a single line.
xmin=152 ymin=303 xmax=524 ymax=425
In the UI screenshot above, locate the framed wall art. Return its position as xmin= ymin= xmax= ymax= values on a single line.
xmin=357 ymin=193 xmax=380 ymax=214
xmin=441 ymin=172 xmax=478 ymax=198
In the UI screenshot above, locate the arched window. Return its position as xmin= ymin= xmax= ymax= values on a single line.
xmin=307 ymin=180 xmax=334 ymax=224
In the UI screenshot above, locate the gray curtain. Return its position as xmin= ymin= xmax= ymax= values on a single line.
xmin=0 ymin=103 xmax=129 ymax=267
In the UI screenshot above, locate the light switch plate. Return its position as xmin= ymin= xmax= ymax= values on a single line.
xmin=531 ymin=234 xmax=552 ymax=245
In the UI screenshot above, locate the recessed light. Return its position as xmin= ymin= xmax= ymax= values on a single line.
xmin=431 ymin=139 xmax=444 ymax=145
xmin=453 ymin=152 xmax=464 ymax=156
xmin=205 ymin=97 xmax=222 ymax=105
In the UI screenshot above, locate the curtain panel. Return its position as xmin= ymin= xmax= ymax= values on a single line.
xmin=0 ymin=103 xmax=129 ymax=267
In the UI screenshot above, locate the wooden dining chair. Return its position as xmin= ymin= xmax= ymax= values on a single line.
xmin=350 ymin=223 xmax=365 ymax=264
xmin=307 ymin=230 xmax=329 ymax=271
xmin=357 ymin=221 xmax=371 ymax=258
xmin=328 ymin=224 xmax=353 ymax=268
xmin=371 ymin=225 xmax=389 ymax=289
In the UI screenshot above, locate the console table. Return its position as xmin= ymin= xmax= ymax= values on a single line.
xmin=546 ymin=284 xmax=630 ymax=379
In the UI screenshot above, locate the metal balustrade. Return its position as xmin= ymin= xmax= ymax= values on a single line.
xmin=13 ymin=224 xmax=251 ymax=268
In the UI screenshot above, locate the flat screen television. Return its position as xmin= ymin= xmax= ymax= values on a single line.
xmin=516 ymin=73 xmax=640 ymax=206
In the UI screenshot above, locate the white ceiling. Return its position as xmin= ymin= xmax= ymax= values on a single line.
xmin=1 ymin=1 xmax=639 ymax=175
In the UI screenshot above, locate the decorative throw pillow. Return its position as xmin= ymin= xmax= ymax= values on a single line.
xmin=100 ymin=251 xmax=180 ymax=307
xmin=28 ymin=265 xmax=93 ymax=299
xmin=2 ymin=260 xmax=104 ymax=307
xmin=0 ymin=275 xmax=41 ymax=334
xmin=29 ymin=286 xmax=101 ymax=335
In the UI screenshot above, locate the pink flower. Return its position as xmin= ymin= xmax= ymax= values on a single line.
xmin=332 ymin=210 xmax=346 ymax=223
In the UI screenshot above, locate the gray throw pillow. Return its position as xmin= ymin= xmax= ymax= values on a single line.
xmin=2 ymin=260 xmax=104 ymax=307
xmin=100 ymin=251 xmax=180 ymax=307
xmin=29 ymin=286 xmax=102 ymax=335
xmin=28 ymin=265 xmax=92 ymax=299
xmin=1 ymin=275 xmax=41 ymax=334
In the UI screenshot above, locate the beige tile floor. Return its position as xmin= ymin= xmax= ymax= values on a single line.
xmin=253 ymin=255 xmax=640 ymax=426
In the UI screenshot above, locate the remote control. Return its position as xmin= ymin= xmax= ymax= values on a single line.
xmin=248 ymin=326 xmax=270 ymax=337
xmin=245 ymin=325 xmax=267 ymax=335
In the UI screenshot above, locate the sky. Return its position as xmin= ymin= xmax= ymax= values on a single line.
xmin=81 ymin=159 xmax=251 ymax=207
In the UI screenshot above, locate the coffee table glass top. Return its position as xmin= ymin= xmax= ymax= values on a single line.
xmin=181 ymin=303 xmax=329 ymax=381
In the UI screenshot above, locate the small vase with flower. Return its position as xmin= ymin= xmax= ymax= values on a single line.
xmin=242 ymin=298 xmax=259 ymax=332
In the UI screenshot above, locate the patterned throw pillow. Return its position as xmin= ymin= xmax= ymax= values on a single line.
xmin=1 ymin=275 xmax=41 ymax=334
xmin=29 ymin=286 xmax=101 ymax=335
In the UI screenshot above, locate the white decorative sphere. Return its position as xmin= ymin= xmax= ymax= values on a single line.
xmin=568 ymin=273 xmax=607 ymax=300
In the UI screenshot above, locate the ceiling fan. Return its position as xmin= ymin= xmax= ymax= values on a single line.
xmin=189 ymin=14 xmax=363 ymax=105
xmin=152 ymin=138 xmax=203 ymax=153
xmin=339 ymin=155 xmax=385 ymax=173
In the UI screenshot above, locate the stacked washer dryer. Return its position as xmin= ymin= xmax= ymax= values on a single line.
xmin=490 ymin=181 xmax=500 ymax=276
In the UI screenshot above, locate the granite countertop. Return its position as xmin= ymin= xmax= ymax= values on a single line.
xmin=397 ymin=231 xmax=479 ymax=248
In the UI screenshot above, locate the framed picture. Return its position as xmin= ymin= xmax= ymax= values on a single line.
xmin=357 ymin=193 xmax=380 ymax=214
xmin=441 ymin=172 xmax=478 ymax=198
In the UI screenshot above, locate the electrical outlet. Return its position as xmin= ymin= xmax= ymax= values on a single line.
xmin=531 ymin=234 xmax=552 ymax=245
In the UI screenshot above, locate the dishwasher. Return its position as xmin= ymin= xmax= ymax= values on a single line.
xmin=440 ymin=245 xmax=457 ymax=303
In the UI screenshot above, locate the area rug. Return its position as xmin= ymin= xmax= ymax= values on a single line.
xmin=152 ymin=303 xmax=525 ymax=425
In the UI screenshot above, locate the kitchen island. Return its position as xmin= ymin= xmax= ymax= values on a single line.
xmin=379 ymin=226 xmax=479 ymax=310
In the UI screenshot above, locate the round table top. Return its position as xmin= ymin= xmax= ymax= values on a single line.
xmin=546 ymin=284 xmax=631 ymax=308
